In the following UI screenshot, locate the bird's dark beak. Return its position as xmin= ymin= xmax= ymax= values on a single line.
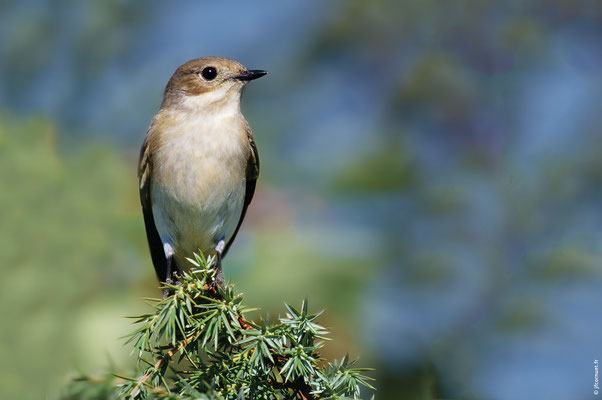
xmin=233 ymin=69 xmax=267 ymax=81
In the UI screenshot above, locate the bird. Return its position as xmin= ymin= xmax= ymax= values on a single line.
xmin=138 ymin=57 xmax=266 ymax=286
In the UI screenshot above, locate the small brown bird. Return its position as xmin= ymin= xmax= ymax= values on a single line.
xmin=138 ymin=57 xmax=266 ymax=285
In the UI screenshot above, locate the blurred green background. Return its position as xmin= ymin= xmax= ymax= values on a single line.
xmin=2 ymin=1 xmax=602 ymax=399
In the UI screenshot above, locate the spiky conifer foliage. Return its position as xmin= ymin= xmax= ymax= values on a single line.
xmin=62 ymin=253 xmax=374 ymax=399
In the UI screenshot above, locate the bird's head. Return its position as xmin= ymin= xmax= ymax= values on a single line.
xmin=161 ymin=57 xmax=267 ymax=110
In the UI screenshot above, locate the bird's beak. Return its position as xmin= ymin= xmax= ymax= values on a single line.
xmin=233 ymin=69 xmax=267 ymax=81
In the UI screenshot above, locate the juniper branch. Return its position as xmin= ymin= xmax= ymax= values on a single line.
xmin=62 ymin=252 xmax=375 ymax=399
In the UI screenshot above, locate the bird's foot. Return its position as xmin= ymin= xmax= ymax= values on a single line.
xmin=162 ymin=268 xmax=181 ymax=299
xmin=209 ymin=239 xmax=226 ymax=288
xmin=210 ymin=273 xmax=224 ymax=288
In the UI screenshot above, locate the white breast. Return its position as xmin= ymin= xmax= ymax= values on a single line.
xmin=151 ymin=94 xmax=249 ymax=269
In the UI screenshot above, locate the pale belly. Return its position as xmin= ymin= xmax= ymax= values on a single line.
xmin=151 ymin=169 xmax=245 ymax=271
xmin=154 ymin=192 xmax=244 ymax=270
xmin=150 ymin=113 xmax=248 ymax=271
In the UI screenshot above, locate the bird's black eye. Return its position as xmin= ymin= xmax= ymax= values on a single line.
xmin=201 ymin=67 xmax=217 ymax=81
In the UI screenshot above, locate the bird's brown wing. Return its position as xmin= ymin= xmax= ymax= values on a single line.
xmin=138 ymin=134 xmax=169 ymax=282
xmin=223 ymin=125 xmax=260 ymax=256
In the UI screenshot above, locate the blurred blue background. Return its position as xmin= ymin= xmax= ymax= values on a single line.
xmin=1 ymin=1 xmax=602 ymax=399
